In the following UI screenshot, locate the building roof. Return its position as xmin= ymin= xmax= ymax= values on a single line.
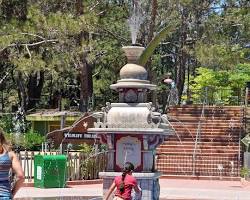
xmin=26 ymin=110 xmax=82 ymax=121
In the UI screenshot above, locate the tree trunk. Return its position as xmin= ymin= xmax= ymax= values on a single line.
xmin=1 ymin=0 xmax=28 ymax=21
xmin=27 ymin=71 xmax=45 ymax=110
xmin=75 ymin=0 xmax=93 ymax=112
xmin=147 ymin=0 xmax=158 ymax=45
xmin=147 ymin=0 xmax=158 ymax=104
xmin=76 ymin=0 xmax=84 ymax=15
xmin=175 ymin=7 xmax=188 ymax=104
xmin=78 ymin=52 xmax=93 ymax=112
xmin=16 ymin=71 xmax=27 ymax=112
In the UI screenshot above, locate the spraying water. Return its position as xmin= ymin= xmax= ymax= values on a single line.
xmin=12 ymin=107 xmax=25 ymax=145
xmin=127 ymin=1 xmax=145 ymax=44
xmin=167 ymin=82 xmax=179 ymax=106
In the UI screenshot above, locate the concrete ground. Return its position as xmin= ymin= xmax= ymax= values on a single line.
xmin=15 ymin=179 xmax=250 ymax=200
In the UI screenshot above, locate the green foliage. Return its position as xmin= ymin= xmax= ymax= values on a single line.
xmin=0 ymin=0 xmax=250 ymax=111
xmin=0 ymin=0 xmax=131 ymax=112
xmin=229 ymin=63 xmax=250 ymax=89
xmin=78 ymin=143 xmax=93 ymax=154
xmin=5 ymin=130 xmax=45 ymax=150
xmin=188 ymin=65 xmax=250 ymax=105
xmin=194 ymin=2 xmax=250 ymax=71
xmin=13 ymin=55 xmax=46 ymax=73
xmin=240 ymin=167 xmax=250 ymax=178
xmin=138 ymin=22 xmax=178 ymax=66
xmin=195 ymin=43 xmax=242 ymax=69
xmin=78 ymin=143 xmax=101 ymax=180
xmin=22 ymin=130 xmax=45 ymax=150
xmin=0 ymin=114 xmax=14 ymax=133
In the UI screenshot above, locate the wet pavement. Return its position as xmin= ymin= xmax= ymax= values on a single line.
xmin=15 ymin=179 xmax=250 ymax=200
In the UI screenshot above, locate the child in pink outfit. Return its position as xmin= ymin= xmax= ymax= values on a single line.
xmin=104 ymin=162 xmax=141 ymax=200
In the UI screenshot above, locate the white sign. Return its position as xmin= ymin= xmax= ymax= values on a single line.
xmin=116 ymin=136 xmax=141 ymax=169
xmin=37 ymin=166 xmax=42 ymax=180
xmin=63 ymin=132 xmax=96 ymax=139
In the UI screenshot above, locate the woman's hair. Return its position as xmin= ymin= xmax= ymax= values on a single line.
xmin=119 ymin=162 xmax=134 ymax=193
xmin=0 ymin=128 xmax=10 ymax=151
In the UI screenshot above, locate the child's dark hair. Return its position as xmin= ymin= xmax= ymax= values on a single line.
xmin=119 ymin=162 xmax=134 ymax=193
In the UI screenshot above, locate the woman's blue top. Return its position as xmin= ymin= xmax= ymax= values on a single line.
xmin=0 ymin=152 xmax=12 ymax=199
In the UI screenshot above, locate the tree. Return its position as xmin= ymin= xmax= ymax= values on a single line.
xmin=0 ymin=0 xmax=249 ymax=114
xmin=0 ymin=0 xmax=128 ymax=112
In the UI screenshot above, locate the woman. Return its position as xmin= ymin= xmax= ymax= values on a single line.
xmin=0 ymin=128 xmax=24 ymax=199
xmin=104 ymin=162 xmax=141 ymax=200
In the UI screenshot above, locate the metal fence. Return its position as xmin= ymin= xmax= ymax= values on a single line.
xmin=17 ymin=151 xmax=107 ymax=182
xmin=155 ymin=153 xmax=240 ymax=177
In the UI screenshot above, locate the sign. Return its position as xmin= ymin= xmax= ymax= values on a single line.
xmin=63 ymin=132 xmax=96 ymax=139
xmin=242 ymin=134 xmax=250 ymax=145
xmin=37 ymin=166 xmax=42 ymax=180
xmin=116 ymin=136 xmax=141 ymax=169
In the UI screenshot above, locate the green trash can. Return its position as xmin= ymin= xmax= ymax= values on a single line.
xmin=34 ymin=154 xmax=67 ymax=188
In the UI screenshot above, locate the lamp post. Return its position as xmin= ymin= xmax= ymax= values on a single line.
xmin=163 ymin=72 xmax=173 ymax=85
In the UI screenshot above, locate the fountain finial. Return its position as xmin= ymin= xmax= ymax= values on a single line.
xmin=122 ymin=46 xmax=144 ymax=64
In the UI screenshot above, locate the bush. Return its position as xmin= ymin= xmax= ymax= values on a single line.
xmin=78 ymin=143 xmax=107 ymax=180
xmin=5 ymin=130 xmax=45 ymax=151
xmin=0 ymin=114 xmax=14 ymax=133
xmin=240 ymin=167 xmax=250 ymax=178
xmin=187 ymin=66 xmax=249 ymax=105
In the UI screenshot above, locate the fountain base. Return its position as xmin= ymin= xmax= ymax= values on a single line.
xmin=100 ymin=171 xmax=161 ymax=200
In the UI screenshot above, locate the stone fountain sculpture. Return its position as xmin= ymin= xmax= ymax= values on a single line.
xmin=88 ymin=46 xmax=174 ymax=199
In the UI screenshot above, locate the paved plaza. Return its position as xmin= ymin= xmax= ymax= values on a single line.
xmin=15 ymin=179 xmax=250 ymax=200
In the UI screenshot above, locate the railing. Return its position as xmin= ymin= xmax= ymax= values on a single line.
xmin=156 ymin=153 xmax=240 ymax=177
xmin=17 ymin=151 xmax=107 ymax=182
xmin=245 ymin=86 xmax=249 ymax=106
xmin=239 ymin=101 xmax=245 ymax=174
xmin=192 ymin=102 xmax=205 ymax=175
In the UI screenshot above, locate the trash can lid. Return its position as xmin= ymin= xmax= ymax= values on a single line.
xmin=35 ymin=154 xmax=67 ymax=161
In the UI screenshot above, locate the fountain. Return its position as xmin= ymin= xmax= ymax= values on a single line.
xmin=88 ymin=45 xmax=174 ymax=199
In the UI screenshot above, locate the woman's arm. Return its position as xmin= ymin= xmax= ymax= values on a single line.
xmin=134 ymin=184 xmax=142 ymax=199
xmin=9 ymin=152 xmax=25 ymax=197
xmin=134 ymin=184 xmax=141 ymax=193
xmin=103 ymin=181 xmax=116 ymax=200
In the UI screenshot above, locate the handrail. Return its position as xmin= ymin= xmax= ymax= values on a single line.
xmin=155 ymin=153 xmax=240 ymax=176
xmin=239 ymin=101 xmax=245 ymax=173
xmin=192 ymin=101 xmax=205 ymax=175
xmin=245 ymin=87 xmax=249 ymax=107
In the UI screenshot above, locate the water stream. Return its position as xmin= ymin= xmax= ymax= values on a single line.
xmin=13 ymin=107 xmax=26 ymax=145
xmin=166 ymin=85 xmax=179 ymax=107
xmin=161 ymin=104 xmax=238 ymax=178
xmin=127 ymin=1 xmax=145 ymax=44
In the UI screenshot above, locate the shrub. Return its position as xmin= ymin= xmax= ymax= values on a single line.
xmin=5 ymin=130 xmax=45 ymax=151
xmin=240 ymin=167 xmax=250 ymax=179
